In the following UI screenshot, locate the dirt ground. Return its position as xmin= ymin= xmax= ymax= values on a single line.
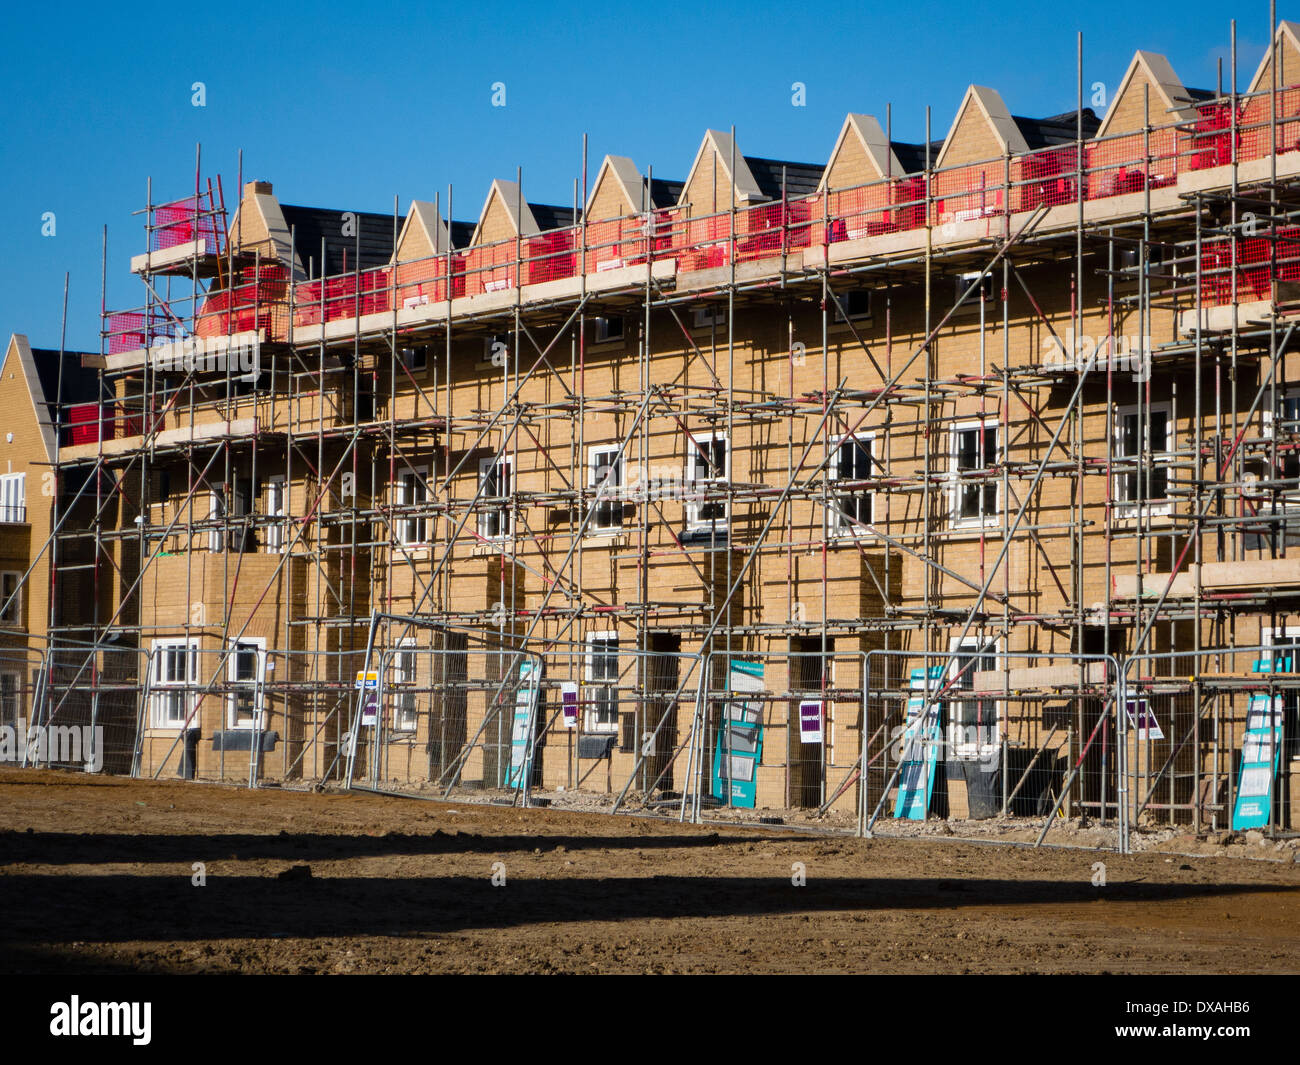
xmin=1 ymin=767 xmax=1297 ymax=974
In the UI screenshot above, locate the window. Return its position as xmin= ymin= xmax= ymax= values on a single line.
xmin=685 ymin=432 xmax=729 ymax=530
xmin=593 ymin=316 xmax=624 ymax=344
xmin=0 ymin=572 xmax=20 ymax=627
xmin=151 ymin=640 xmax=197 ymax=728
xmin=208 ymin=488 xmax=225 ymax=552
xmin=947 ymin=638 xmax=999 ymax=761
xmin=1114 ymin=403 xmax=1170 ymax=513
xmin=0 ymin=472 xmax=25 ymax=523
xmin=954 ymin=271 xmax=993 ymax=310
xmin=264 ymin=476 xmax=287 ymax=553
xmin=478 ymin=457 xmax=512 ymax=540
xmin=588 ymin=446 xmax=625 ymax=532
xmin=396 ymin=465 xmax=429 ymax=546
xmin=832 ymin=289 xmax=872 ymax=323
xmin=391 ymin=639 xmax=419 ymax=732
xmin=692 ymin=306 xmax=726 ymax=330
xmin=951 ymin=422 xmax=998 ymax=525
xmin=226 ymin=638 xmax=265 ymax=729
xmin=0 ymin=672 xmax=18 ymax=728
xmin=585 ymin=632 xmax=620 ymax=733
xmin=401 ymin=345 xmax=429 ymax=373
xmin=829 ymin=435 xmax=873 ymax=535
xmin=1273 ymin=389 xmax=1300 ymax=481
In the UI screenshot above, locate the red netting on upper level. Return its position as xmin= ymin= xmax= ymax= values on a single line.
xmin=105 ymin=311 xmax=175 ymax=353
xmin=151 ymin=193 xmax=225 ymax=253
xmin=1199 ymin=226 xmax=1300 ymax=306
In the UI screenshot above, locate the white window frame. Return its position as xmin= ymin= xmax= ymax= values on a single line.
xmin=208 ymin=487 xmax=226 ymax=553
xmin=264 ymin=476 xmax=287 ymax=553
xmin=585 ymin=631 xmax=620 ymax=734
xmin=587 ymin=445 xmax=625 ymax=533
xmin=950 ymin=420 xmax=1000 ymax=528
xmin=593 ymin=316 xmax=625 ymax=344
xmin=390 ymin=637 xmax=419 ymax=732
xmin=226 ymin=636 xmax=266 ymax=730
xmin=828 ymin=433 xmax=874 ymax=537
xmin=0 ymin=571 xmax=20 ymax=627
xmin=831 ymin=288 xmax=873 ymax=324
xmin=685 ymin=431 xmax=729 ymax=531
xmin=1113 ymin=402 xmax=1172 ymax=517
xmin=150 ymin=638 xmax=198 ymax=729
xmin=402 ymin=345 xmax=429 ymax=373
xmin=0 ymin=472 xmax=25 ymax=523
xmin=0 ymin=670 xmax=19 ymax=727
xmin=946 ymin=636 xmax=1001 ymax=762
xmin=396 ymin=464 xmax=430 ymax=546
xmin=477 ymin=456 xmax=513 ymax=540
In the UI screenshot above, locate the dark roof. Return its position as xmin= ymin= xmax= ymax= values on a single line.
xmin=1185 ymin=87 xmax=1219 ymax=103
xmin=528 ymin=202 xmax=576 ymax=231
xmin=1012 ymin=108 xmax=1101 ymax=149
xmin=280 ymin=204 xmax=399 ymax=278
xmin=744 ymin=156 xmax=825 ymax=199
xmin=450 ymin=220 xmax=476 ymax=248
xmin=648 ymin=177 xmax=684 ymax=208
xmin=889 ymin=139 xmax=944 ymax=175
xmin=30 ymin=347 xmax=105 ymax=422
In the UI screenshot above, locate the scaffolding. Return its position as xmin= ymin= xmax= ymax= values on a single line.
xmin=13 ymin=15 xmax=1300 ymax=851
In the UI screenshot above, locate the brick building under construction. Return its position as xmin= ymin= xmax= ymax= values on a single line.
xmin=5 ymin=18 xmax=1300 ymax=846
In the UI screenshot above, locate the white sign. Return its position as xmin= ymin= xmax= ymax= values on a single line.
xmin=1125 ymin=698 xmax=1165 ymax=741
xmin=798 ymin=699 xmax=824 ymax=744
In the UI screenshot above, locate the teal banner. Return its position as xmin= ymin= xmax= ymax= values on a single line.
xmin=506 ymin=659 xmax=542 ymax=789
xmin=894 ymin=666 xmax=944 ymax=821
xmin=1232 ymin=691 xmax=1283 ymax=831
xmin=711 ymin=659 xmax=765 ymax=808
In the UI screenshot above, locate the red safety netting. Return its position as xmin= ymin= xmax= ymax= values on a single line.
xmin=393 ymin=253 xmax=466 ymax=309
xmin=194 ymin=264 xmax=289 ymax=337
xmin=734 ymin=198 xmax=814 ymax=261
xmin=931 ymin=158 xmax=1005 ymax=228
xmin=105 ymin=311 xmax=174 ymax=354
xmin=1185 ymin=103 xmax=1237 ymax=170
xmin=1084 ymin=127 xmax=1180 ymax=200
xmin=463 ymin=240 xmax=517 ymax=295
xmin=582 ymin=211 xmax=675 ymax=273
xmin=1199 ymin=226 xmax=1300 ymax=306
xmin=524 ymin=228 xmax=577 ymax=285
xmin=151 ymin=193 xmax=224 ymax=253
xmin=1014 ymin=145 xmax=1083 ymax=211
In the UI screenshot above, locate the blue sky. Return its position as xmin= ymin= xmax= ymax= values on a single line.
xmin=0 ymin=0 xmax=1279 ymax=351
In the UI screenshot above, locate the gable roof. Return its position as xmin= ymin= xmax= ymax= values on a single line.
xmin=935 ymin=85 xmax=1030 ymax=168
xmin=2 ymin=334 xmax=103 ymax=462
xmin=679 ymin=130 xmax=765 ymax=206
xmin=1096 ymin=50 xmax=1204 ymax=137
xmin=819 ymin=113 xmax=906 ymax=190
xmin=586 ymin=155 xmax=684 ymax=215
xmin=679 ymin=129 xmax=825 ymax=206
xmin=471 ymin=179 xmax=576 ymax=244
xmin=1248 ymin=20 xmax=1300 ymax=93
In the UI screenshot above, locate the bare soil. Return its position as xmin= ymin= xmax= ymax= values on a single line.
xmin=1 ymin=767 xmax=1297 ymax=974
